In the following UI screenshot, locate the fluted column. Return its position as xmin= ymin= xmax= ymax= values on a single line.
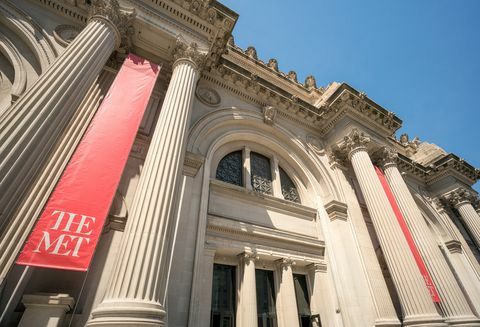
xmin=446 ymin=189 xmax=480 ymax=249
xmin=379 ymin=148 xmax=479 ymax=326
xmin=336 ymin=129 xmax=445 ymax=327
xmin=275 ymin=259 xmax=299 ymax=327
xmin=0 ymin=0 xmax=128 ymax=233
xmin=87 ymin=40 xmax=205 ymax=326
xmin=236 ymin=252 xmax=258 ymax=327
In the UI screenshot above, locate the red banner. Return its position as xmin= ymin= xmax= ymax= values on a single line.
xmin=16 ymin=54 xmax=160 ymax=271
xmin=375 ymin=166 xmax=440 ymax=302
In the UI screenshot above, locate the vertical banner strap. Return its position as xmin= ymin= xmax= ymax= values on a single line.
xmin=375 ymin=166 xmax=440 ymax=303
xmin=16 ymin=54 xmax=160 ymax=271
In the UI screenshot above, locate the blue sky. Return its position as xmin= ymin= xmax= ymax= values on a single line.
xmin=220 ymin=0 xmax=480 ymax=192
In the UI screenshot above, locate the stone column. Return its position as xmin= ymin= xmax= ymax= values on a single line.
xmin=445 ymin=188 xmax=480 ymax=249
xmin=275 ymin=259 xmax=299 ymax=327
xmin=87 ymin=40 xmax=205 ymax=326
xmin=336 ymin=129 xmax=445 ymax=327
xmin=0 ymin=0 xmax=129 ymax=233
xmin=379 ymin=147 xmax=480 ymax=326
xmin=19 ymin=293 xmax=74 ymax=327
xmin=236 ymin=252 xmax=258 ymax=327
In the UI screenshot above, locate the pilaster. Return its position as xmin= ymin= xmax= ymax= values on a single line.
xmin=236 ymin=251 xmax=258 ymax=327
xmin=275 ymin=258 xmax=299 ymax=327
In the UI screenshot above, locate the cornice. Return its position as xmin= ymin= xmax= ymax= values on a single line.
xmin=319 ymin=85 xmax=402 ymax=136
xmin=206 ymin=214 xmax=325 ymax=257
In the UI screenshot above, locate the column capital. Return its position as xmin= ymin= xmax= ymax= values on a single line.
xmin=172 ymin=39 xmax=207 ymax=71
xmin=88 ymin=0 xmax=135 ymax=49
xmin=238 ymin=251 xmax=259 ymax=264
xmin=444 ymin=188 xmax=476 ymax=209
xmin=375 ymin=146 xmax=398 ymax=169
xmin=275 ymin=258 xmax=296 ymax=270
xmin=336 ymin=128 xmax=371 ymax=160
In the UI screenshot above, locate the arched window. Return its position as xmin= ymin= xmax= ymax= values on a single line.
xmin=279 ymin=167 xmax=300 ymax=203
xmin=216 ymin=150 xmax=243 ymax=186
xmin=250 ymin=152 xmax=273 ymax=195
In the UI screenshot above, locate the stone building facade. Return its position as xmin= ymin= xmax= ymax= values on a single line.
xmin=0 ymin=0 xmax=480 ymax=326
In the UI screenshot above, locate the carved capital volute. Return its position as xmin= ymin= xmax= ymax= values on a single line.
xmin=444 ymin=188 xmax=476 ymax=209
xmin=238 ymin=251 xmax=258 ymax=265
xmin=376 ymin=146 xmax=398 ymax=169
xmin=89 ymin=0 xmax=135 ymax=49
xmin=172 ymin=39 xmax=207 ymax=71
xmin=337 ymin=128 xmax=371 ymax=160
xmin=275 ymin=258 xmax=296 ymax=271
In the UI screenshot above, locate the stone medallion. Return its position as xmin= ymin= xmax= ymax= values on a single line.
xmin=196 ymin=86 xmax=221 ymax=107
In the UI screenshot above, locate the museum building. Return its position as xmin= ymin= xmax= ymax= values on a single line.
xmin=0 ymin=0 xmax=480 ymax=326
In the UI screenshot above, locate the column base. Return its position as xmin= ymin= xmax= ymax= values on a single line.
xmin=374 ymin=318 xmax=401 ymax=327
xmin=403 ymin=315 xmax=447 ymax=327
xmin=87 ymin=300 xmax=166 ymax=326
xmin=444 ymin=316 xmax=480 ymax=326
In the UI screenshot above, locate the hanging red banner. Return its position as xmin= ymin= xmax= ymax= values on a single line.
xmin=375 ymin=166 xmax=440 ymax=302
xmin=16 ymin=54 xmax=160 ymax=271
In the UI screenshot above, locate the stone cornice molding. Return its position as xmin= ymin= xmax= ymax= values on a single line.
xmin=172 ymin=38 xmax=207 ymax=70
xmin=443 ymin=188 xmax=477 ymax=209
xmin=306 ymin=262 xmax=327 ymax=273
xmin=444 ymin=240 xmax=462 ymax=254
xmin=324 ymin=199 xmax=348 ymax=221
xmin=88 ymin=0 xmax=136 ymax=49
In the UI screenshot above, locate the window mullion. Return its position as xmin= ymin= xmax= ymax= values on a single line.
xmin=271 ymin=155 xmax=282 ymax=198
xmin=243 ymin=147 xmax=253 ymax=190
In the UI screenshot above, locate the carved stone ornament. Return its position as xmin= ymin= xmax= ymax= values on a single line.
xmin=276 ymin=258 xmax=296 ymax=270
xmin=227 ymin=35 xmax=235 ymax=46
xmin=53 ymin=25 xmax=81 ymax=47
xmin=287 ymin=71 xmax=298 ymax=82
xmin=245 ymin=46 xmax=258 ymax=60
xmin=376 ymin=146 xmax=398 ymax=168
xmin=262 ymin=105 xmax=277 ymax=125
xmin=89 ymin=0 xmax=136 ymax=49
xmin=304 ymin=75 xmax=317 ymax=90
xmin=267 ymin=58 xmax=279 ymax=71
xmin=238 ymin=251 xmax=259 ymax=263
xmin=338 ymin=128 xmax=371 ymax=158
xmin=399 ymin=133 xmax=409 ymax=145
xmin=445 ymin=188 xmax=477 ymax=209
xmin=195 ymin=86 xmax=221 ymax=107
xmin=306 ymin=135 xmax=325 ymax=155
xmin=172 ymin=39 xmax=207 ymax=69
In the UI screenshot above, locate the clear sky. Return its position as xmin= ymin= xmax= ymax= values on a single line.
xmin=220 ymin=0 xmax=480 ymax=192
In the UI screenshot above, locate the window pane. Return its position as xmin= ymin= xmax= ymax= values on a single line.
xmin=216 ymin=151 xmax=243 ymax=187
xmin=211 ymin=264 xmax=236 ymax=327
xmin=293 ymin=274 xmax=312 ymax=327
xmin=279 ymin=167 xmax=300 ymax=203
xmin=256 ymin=269 xmax=277 ymax=327
xmin=251 ymin=152 xmax=273 ymax=195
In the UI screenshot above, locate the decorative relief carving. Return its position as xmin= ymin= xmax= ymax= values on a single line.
xmin=172 ymin=39 xmax=207 ymax=69
xmin=88 ymin=0 xmax=135 ymax=49
xmin=53 ymin=25 xmax=81 ymax=46
xmin=376 ymin=146 xmax=398 ymax=168
xmin=196 ymin=86 xmax=221 ymax=107
xmin=262 ymin=105 xmax=277 ymax=125
xmin=336 ymin=128 xmax=371 ymax=159
xmin=444 ymin=188 xmax=476 ymax=208
xmin=238 ymin=251 xmax=259 ymax=263
xmin=276 ymin=258 xmax=296 ymax=270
